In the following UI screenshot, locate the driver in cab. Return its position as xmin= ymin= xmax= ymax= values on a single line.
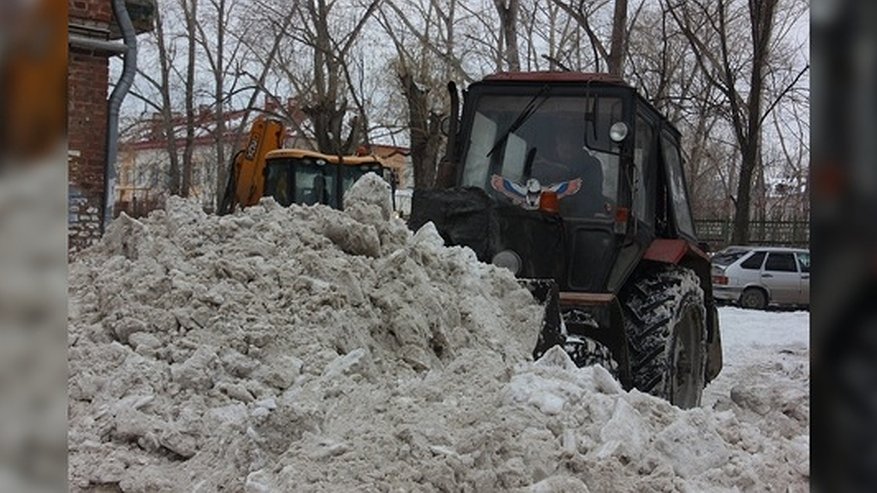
xmin=531 ymin=127 xmax=607 ymax=216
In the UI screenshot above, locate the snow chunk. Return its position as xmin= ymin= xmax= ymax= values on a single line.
xmin=171 ymin=346 xmax=219 ymax=390
xmin=528 ymin=476 xmax=590 ymax=493
xmin=409 ymin=221 xmax=445 ymax=250
xmin=321 ymin=348 xmax=371 ymax=380
xmin=596 ymin=399 xmax=648 ymax=460
xmin=654 ymin=412 xmax=730 ymax=478
xmin=534 ymin=345 xmax=577 ymax=371
xmin=345 ymin=172 xmax=392 ymax=220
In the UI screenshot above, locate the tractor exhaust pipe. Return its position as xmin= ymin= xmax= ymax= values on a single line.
xmin=435 ymin=81 xmax=459 ymax=189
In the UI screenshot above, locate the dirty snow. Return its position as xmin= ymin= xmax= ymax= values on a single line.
xmin=68 ymin=174 xmax=809 ymax=492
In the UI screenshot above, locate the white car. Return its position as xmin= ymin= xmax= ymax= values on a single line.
xmin=711 ymin=246 xmax=810 ymax=309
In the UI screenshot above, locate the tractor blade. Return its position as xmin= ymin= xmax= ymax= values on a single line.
xmin=519 ymin=278 xmax=566 ymax=359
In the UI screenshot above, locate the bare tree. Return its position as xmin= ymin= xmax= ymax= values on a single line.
xmin=128 ymin=4 xmax=183 ymax=195
xmin=194 ymin=0 xmax=256 ymax=209
xmin=625 ymin=2 xmax=738 ymax=220
xmin=550 ymin=0 xmax=630 ymax=75
xmin=378 ymin=0 xmax=472 ymax=188
xmin=180 ymin=0 xmax=199 ymax=197
xmin=493 ymin=0 xmax=521 ymax=71
xmin=665 ymin=0 xmax=808 ymax=243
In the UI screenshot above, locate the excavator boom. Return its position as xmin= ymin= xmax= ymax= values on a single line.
xmin=218 ymin=117 xmax=285 ymax=215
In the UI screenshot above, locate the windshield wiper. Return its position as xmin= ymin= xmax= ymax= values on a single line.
xmin=486 ymin=85 xmax=552 ymax=158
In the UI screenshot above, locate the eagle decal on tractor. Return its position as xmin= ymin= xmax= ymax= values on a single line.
xmin=490 ymin=174 xmax=582 ymax=210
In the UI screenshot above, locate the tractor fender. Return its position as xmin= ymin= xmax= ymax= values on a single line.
xmin=642 ymin=238 xmax=709 ymax=264
xmin=642 ymin=239 xmax=712 ymax=294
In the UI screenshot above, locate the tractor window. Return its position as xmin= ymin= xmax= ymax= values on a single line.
xmin=661 ymin=133 xmax=696 ymax=238
xmin=461 ymin=112 xmax=497 ymax=187
xmin=502 ymin=133 xmax=528 ymax=182
xmin=633 ymin=114 xmax=654 ymax=224
xmin=460 ymin=93 xmax=622 ymax=218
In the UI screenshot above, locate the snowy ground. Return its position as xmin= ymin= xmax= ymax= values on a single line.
xmin=704 ymin=306 xmax=810 ymax=409
xmin=67 ymin=179 xmax=810 ymax=492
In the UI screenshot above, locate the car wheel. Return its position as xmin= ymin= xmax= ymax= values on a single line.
xmin=740 ymin=287 xmax=768 ymax=310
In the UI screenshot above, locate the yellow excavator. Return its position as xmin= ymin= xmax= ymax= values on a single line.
xmin=218 ymin=117 xmax=394 ymax=215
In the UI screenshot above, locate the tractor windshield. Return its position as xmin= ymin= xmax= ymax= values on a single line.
xmin=460 ymin=94 xmax=623 ymax=218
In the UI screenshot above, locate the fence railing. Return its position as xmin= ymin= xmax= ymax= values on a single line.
xmin=694 ymin=219 xmax=809 ymax=249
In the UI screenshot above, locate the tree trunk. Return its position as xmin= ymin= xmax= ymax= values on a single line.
xmin=400 ymin=69 xmax=442 ymax=188
xmin=732 ymin=136 xmax=759 ymax=243
xmin=154 ymin=8 xmax=180 ymax=195
xmin=181 ymin=0 xmax=198 ymax=198
xmin=213 ymin=0 xmax=226 ymax=212
xmin=494 ymin=0 xmax=521 ymax=71
xmin=731 ymin=0 xmax=778 ymax=244
xmin=608 ymin=0 xmax=628 ymax=76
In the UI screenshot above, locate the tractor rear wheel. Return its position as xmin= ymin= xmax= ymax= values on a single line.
xmin=620 ymin=265 xmax=707 ymax=409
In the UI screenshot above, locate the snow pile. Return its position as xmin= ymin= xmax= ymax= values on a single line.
xmin=68 ymin=175 xmax=809 ymax=492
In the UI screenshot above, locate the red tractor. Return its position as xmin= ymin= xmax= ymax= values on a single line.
xmin=409 ymin=72 xmax=722 ymax=408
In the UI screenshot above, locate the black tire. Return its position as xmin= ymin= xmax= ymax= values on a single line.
xmin=620 ymin=265 xmax=708 ymax=409
xmin=739 ymin=287 xmax=768 ymax=310
xmin=563 ymin=335 xmax=619 ymax=375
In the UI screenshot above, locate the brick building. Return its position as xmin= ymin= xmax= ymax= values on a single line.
xmin=67 ymin=0 xmax=155 ymax=253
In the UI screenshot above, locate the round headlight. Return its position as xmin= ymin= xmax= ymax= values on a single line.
xmin=492 ymin=250 xmax=522 ymax=275
xmin=609 ymin=122 xmax=629 ymax=143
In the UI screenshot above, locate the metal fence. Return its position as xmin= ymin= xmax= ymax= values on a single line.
xmin=694 ymin=220 xmax=809 ymax=249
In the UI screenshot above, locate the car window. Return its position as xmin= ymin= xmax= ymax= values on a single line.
xmin=712 ymin=248 xmax=749 ymax=267
xmin=740 ymin=251 xmax=766 ymax=270
xmin=765 ymin=252 xmax=798 ymax=272
xmin=797 ymin=252 xmax=810 ymax=273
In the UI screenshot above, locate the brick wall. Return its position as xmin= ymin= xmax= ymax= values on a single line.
xmin=69 ymin=0 xmax=112 ymax=25
xmin=68 ymin=0 xmax=111 ymax=253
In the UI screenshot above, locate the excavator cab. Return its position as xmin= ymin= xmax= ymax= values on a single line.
xmin=262 ymin=149 xmax=388 ymax=209
xmin=218 ymin=117 xmax=392 ymax=214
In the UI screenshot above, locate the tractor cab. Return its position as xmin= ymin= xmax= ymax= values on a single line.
xmin=429 ymin=72 xmax=698 ymax=293
xmin=263 ymin=149 xmax=390 ymax=209
xmin=410 ymin=72 xmax=720 ymax=408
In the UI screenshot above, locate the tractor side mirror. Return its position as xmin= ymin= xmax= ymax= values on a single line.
xmin=583 ymin=93 xmax=625 ymax=156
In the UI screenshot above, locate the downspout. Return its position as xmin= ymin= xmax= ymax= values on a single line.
xmin=103 ymin=0 xmax=138 ymax=232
